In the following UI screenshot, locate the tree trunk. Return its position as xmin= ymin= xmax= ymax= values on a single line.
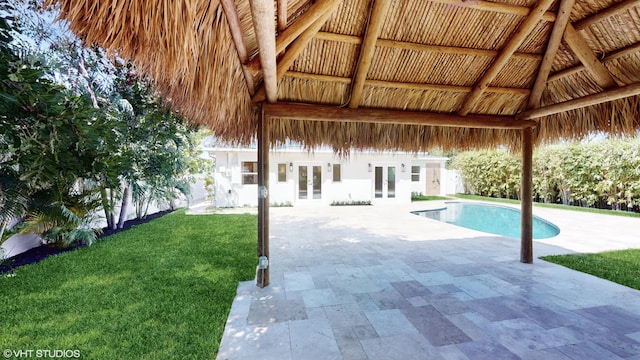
xmin=561 ymin=187 xmax=570 ymax=205
xmin=143 ymin=198 xmax=151 ymax=219
xmin=77 ymin=50 xmax=100 ymax=109
xmin=135 ymin=198 xmax=143 ymax=219
xmin=109 ymin=190 xmax=117 ymax=230
xmin=117 ymin=183 xmax=131 ymax=229
xmin=100 ymin=187 xmax=114 ymax=230
xmin=0 ymin=221 xmax=7 ymax=243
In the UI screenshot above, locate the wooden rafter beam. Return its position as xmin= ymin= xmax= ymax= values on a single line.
xmin=278 ymin=0 xmax=287 ymax=31
xmin=563 ymin=24 xmax=618 ymax=88
xmin=221 ymin=0 xmax=247 ymax=63
xmin=549 ymin=42 xmax=640 ymax=82
xmin=250 ymin=0 xmax=278 ymax=103
xmin=315 ymin=32 xmax=542 ymax=61
xmin=429 ymin=0 xmax=556 ymax=22
xmin=516 ymin=81 xmax=640 ymax=120
xmin=457 ymin=0 xmax=555 ymax=116
xmin=248 ymin=0 xmax=343 ymax=72
xmin=252 ymin=0 xmax=342 ymax=103
xmin=348 ymin=0 xmax=391 ymax=108
xmin=265 ymin=102 xmax=537 ymax=129
xmin=366 ymin=79 xmax=531 ymax=95
xmin=275 ymin=0 xmax=342 ymax=54
xmin=574 ymin=0 xmax=640 ymax=30
xmin=285 ymin=71 xmax=531 ymax=95
xmin=220 ymin=0 xmax=255 ymax=95
xmin=527 ymin=0 xmax=575 ymax=109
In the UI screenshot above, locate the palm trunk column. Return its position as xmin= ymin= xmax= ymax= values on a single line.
xmin=257 ymin=106 xmax=270 ymax=287
xmin=521 ymin=127 xmax=533 ymax=263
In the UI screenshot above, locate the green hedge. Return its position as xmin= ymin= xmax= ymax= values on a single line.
xmin=450 ymin=138 xmax=640 ymax=211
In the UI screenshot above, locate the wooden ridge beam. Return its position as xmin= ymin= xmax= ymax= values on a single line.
xmin=378 ymin=39 xmax=542 ymax=61
xmin=250 ymin=0 xmax=278 ymax=103
xmin=284 ymin=71 xmax=531 ymax=95
xmin=366 ymin=79 xmax=531 ymax=95
xmin=563 ymin=24 xmax=618 ymax=89
xmin=574 ymin=0 xmax=640 ymax=30
xmin=253 ymin=0 xmax=342 ymax=102
xmin=548 ymin=42 xmax=640 ymax=82
xmin=286 ymin=71 xmax=352 ymax=83
xmin=315 ymin=32 xmax=542 ymax=61
xmin=429 ymin=0 xmax=556 ymax=22
xmin=527 ymin=0 xmax=575 ymax=109
xmin=516 ymin=81 xmax=640 ymax=120
xmin=265 ymin=102 xmax=537 ymax=129
xmin=457 ymin=0 xmax=555 ymax=116
xmin=349 ymin=0 xmax=392 ymax=108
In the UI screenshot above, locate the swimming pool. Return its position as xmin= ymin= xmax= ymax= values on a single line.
xmin=412 ymin=202 xmax=560 ymax=239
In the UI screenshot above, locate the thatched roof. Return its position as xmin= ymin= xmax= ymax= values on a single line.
xmin=48 ymin=0 xmax=640 ymax=152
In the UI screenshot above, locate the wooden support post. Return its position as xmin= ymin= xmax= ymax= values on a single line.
xmin=257 ymin=106 xmax=270 ymax=287
xmin=521 ymin=127 xmax=533 ymax=263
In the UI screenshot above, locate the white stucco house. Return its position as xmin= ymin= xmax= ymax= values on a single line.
xmin=200 ymin=146 xmax=449 ymax=207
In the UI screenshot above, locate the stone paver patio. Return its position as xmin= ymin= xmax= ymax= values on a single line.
xmin=217 ymin=202 xmax=640 ymax=360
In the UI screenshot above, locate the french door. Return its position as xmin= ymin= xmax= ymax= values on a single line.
xmin=374 ymin=166 xmax=396 ymax=199
xmin=298 ymin=165 xmax=322 ymax=200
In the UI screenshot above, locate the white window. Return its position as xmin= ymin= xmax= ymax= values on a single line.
xmin=242 ymin=162 xmax=258 ymax=184
xmin=332 ymin=164 xmax=341 ymax=182
xmin=277 ymin=163 xmax=287 ymax=182
xmin=411 ymin=166 xmax=420 ymax=182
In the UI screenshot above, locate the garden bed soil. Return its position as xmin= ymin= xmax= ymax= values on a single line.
xmin=0 ymin=210 xmax=174 ymax=275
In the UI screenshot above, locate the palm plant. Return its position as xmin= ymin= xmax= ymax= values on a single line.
xmin=0 ymin=169 xmax=29 ymax=241
xmin=20 ymin=186 xmax=102 ymax=248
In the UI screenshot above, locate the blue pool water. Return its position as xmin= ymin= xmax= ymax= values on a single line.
xmin=412 ymin=202 xmax=560 ymax=239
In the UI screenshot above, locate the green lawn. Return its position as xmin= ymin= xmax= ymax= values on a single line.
xmin=0 ymin=210 xmax=257 ymax=359
xmin=542 ymin=249 xmax=640 ymax=291
xmin=411 ymin=195 xmax=452 ymax=202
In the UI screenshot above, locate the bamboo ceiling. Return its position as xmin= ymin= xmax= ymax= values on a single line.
xmin=48 ymin=0 xmax=640 ymax=152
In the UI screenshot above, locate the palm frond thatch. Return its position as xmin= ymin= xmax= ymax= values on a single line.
xmin=46 ymin=0 xmax=640 ymax=151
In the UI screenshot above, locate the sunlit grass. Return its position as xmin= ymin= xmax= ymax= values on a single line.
xmin=542 ymin=249 xmax=640 ymax=291
xmin=0 ymin=210 xmax=257 ymax=359
xmin=411 ymin=195 xmax=452 ymax=202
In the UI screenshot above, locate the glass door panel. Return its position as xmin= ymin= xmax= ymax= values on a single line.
xmin=375 ymin=166 xmax=383 ymax=198
xmin=387 ymin=166 xmax=396 ymax=198
xmin=298 ymin=166 xmax=308 ymax=199
xmin=312 ymin=166 xmax=322 ymax=199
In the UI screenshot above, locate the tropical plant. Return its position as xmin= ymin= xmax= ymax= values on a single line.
xmin=451 ymin=137 xmax=640 ymax=212
xmin=20 ymin=186 xmax=103 ymax=247
xmin=2 ymin=1 xmax=211 ymax=247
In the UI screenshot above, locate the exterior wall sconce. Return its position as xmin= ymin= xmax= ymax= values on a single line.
xmin=328 ymin=163 xmax=332 ymax=172
xmin=401 ymin=163 xmax=406 ymax=172
xmin=289 ymin=162 xmax=293 ymax=172
xmin=368 ymin=163 xmax=372 ymax=172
